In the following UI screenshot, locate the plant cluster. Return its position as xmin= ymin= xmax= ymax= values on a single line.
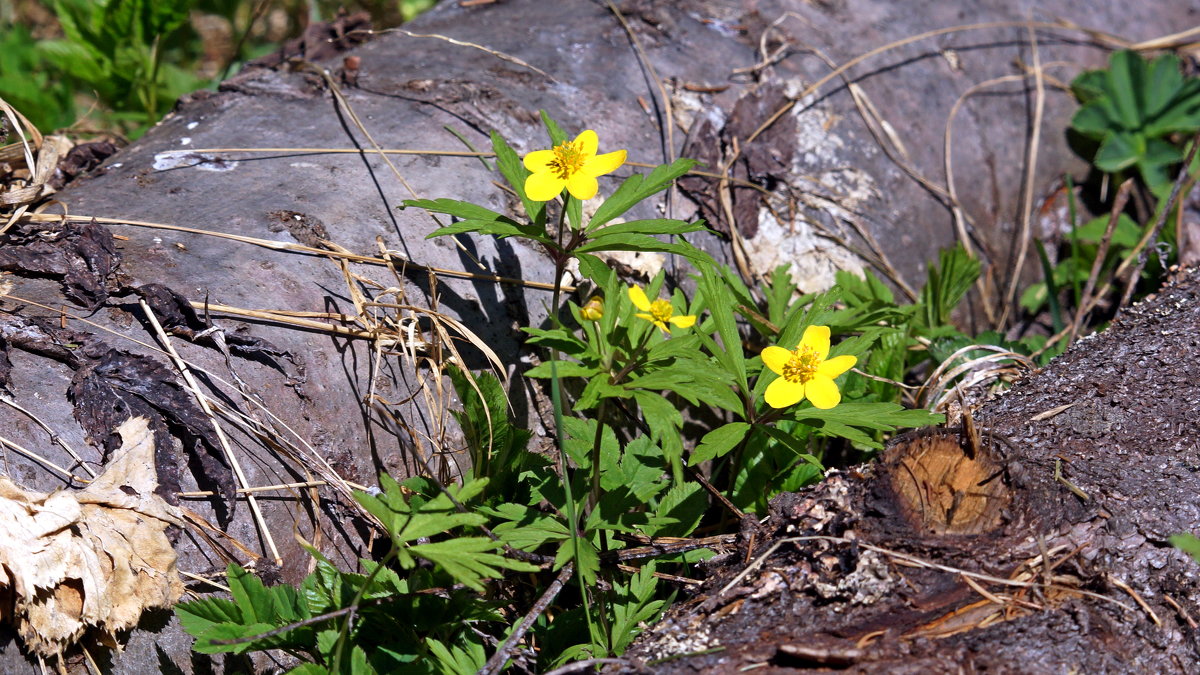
xmin=0 ymin=0 xmax=437 ymax=138
xmin=173 ymin=113 xmax=1024 ymax=673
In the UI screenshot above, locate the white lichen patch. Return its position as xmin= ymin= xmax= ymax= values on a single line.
xmin=153 ymin=151 xmax=239 ymax=172
xmin=642 ymin=618 xmax=718 ymax=662
xmin=744 ymin=208 xmax=865 ymax=294
xmin=811 ymin=549 xmax=895 ymax=606
xmin=738 ymin=86 xmax=881 ymax=292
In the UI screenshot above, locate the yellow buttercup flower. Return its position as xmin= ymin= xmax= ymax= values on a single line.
xmin=629 ymin=285 xmax=695 ymax=334
xmin=761 ymin=325 xmax=856 ymax=409
xmin=580 ymin=295 xmax=604 ymax=321
xmin=523 ymin=130 xmax=627 ymax=202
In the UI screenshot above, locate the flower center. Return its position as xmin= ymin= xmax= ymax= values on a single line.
xmin=649 ymin=299 xmax=674 ymax=323
xmin=781 ymin=347 xmax=820 ymax=384
xmin=549 ymin=140 xmax=586 ymax=180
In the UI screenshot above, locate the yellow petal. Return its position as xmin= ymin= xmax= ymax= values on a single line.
xmin=655 ymin=321 xmax=671 ymax=334
xmin=817 ymin=354 xmax=856 ymax=379
xmin=565 ymin=173 xmax=599 ymax=200
xmin=669 ymin=314 xmax=696 ymax=329
xmin=799 ymin=325 xmax=830 ymax=360
xmin=575 ymin=129 xmax=599 ymax=156
xmin=523 ymin=149 xmax=555 ymax=172
xmin=525 ymin=172 xmax=565 ymax=202
xmin=635 ymin=312 xmax=655 ymax=322
xmin=583 ymin=149 xmax=627 ymax=178
xmin=804 ymin=376 xmax=841 ymax=409
xmin=628 ymin=286 xmax=652 ymax=311
xmin=765 ymin=376 xmax=805 ymax=408
xmin=760 ymin=346 xmax=793 ymax=376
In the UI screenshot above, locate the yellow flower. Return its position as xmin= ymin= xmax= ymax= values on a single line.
xmin=523 ymin=130 xmax=627 ymax=202
xmin=761 ymin=325 xmax=856 ymax=410
xmin=629 ymin=285 xmax=695 ymax=334
xmin=580 ymin=295 xmax=604 ymax=321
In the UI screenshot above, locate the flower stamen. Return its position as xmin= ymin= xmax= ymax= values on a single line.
xmin=649 ymin=299 xmax=674 ymax=324
xmin=781 ymin=346 xmax=820 ymax=384
xmin=549 ymin=140 xmax=585 ymax=180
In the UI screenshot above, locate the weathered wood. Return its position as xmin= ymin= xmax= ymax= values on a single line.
xmin=628 ymin=265 xmax=1200 ymax=672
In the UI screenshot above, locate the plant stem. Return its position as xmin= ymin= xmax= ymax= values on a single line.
xmin=546 ymin=195 xmax=598 ymax=646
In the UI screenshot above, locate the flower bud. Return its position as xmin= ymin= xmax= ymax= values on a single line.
xmin=580 ymin=295 xmax=604 ymax=321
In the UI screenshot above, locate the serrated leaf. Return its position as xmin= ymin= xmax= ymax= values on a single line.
xmin=175 ymin=597 xmax=243 ymax=638
xmin=408 ymin=538 xmax=538 ymax=592
xmin=426 ymin=219 xmax=550 ymax=243
xmin=555 ymin=537 xmax=600 ymax=586
xmin=1106 ymin=50 xmax=1144 ymax=129
xmin=690 ymin=422 xmax=751 ymax=464
xmin=653 ymin=482 xmax=707 ymax=537
xmin=189 ymin=621 xmax=278 ymax=654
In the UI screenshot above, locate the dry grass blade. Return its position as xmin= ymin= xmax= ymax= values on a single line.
xmin=139 ymin=299 xmax=283 ymax=566
xmin=19 ymin=212 xmax=562 ymax=291
xmin=383 ymin=28 xmax=554 ymax=81
xmin=996 ymin=23 xmax=1046 ymax=331
xmin=917 ymin=344 xmax=1036 ymax=411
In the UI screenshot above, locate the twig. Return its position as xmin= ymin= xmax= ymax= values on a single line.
xmin=479 ymin=563 xmax=575 ymax=675
xmin=715 ymin=535 xmax=1132 ymax=613
xmin=140 ymin=299 xmax=282 ymax=565
xmin=354 ymin=28 xmax=553 ymax=80
xmin=544 ymin=659 xmax=633 ymax=675
xmin=0 ymin=393 xmax=96 ymax=478
xmin=1107 ymin=574 xmax=1162 ymax=626
xmin=1068 ymin=179 xmax=1134 ymax=344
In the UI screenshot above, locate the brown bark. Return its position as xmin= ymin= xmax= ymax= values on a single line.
xmin=628 ymin=266 xmax=1200 ymax=673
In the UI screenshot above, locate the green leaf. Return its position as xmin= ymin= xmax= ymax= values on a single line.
xmin=408 ymin=538 xmax=538 ymax=592
xmin=1171 ymin=533 xmax=1200 ymax=564
xmin=574 ymin=232 xmax=707 ymax=262
xmin=540 ymin=110 xmax=569 ymax=145
xmin=403 ymin=198 xmax=515 ymax=223
xmin=653 ymin=482 xmax=707 ymax=537
xmin=426 ymin=219 xmax=550 ymax=243
xmin=919 ymin=244 xmax=981 ymax=329
xmin=586 ymin=158 xmax=698 ymax=230
xmin=1143 ymin=53 xmax=1184 ymax=120
xmin=690 ymin=422 xmax=751 ymax=464
xmin=555 ymin=537 xmax=600 ymax=586
xmin=1094 ymin=131 xmax=1141 ymax=172
xmin=1070 ymin=102 xmax=1114 ymax=139
xmin=1106 ymin=50 xmax=1145 ymax=130
xmin=491 ymin=131 xmax=546 ymax=225
xmin=587 ymin=219 xmax=709 ymax=238
xmin=524 ymin=360 xmax=600 ymax=378
xmin=175 ymin=596 xmax=243 ymax=639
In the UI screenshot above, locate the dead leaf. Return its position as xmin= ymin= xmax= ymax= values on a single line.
xmin=0 ymin=416 xmax=183 ymax=658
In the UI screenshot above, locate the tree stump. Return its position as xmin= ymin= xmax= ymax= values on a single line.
xmin=628 ymin=265 xmax=1200 ymax=672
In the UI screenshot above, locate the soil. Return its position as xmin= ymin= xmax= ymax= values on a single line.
xmin=627 ymin=265 xmax=1200 ymax=673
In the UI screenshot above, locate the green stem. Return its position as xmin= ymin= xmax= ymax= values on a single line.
xmin=547 ymin=195 xmax=598 ymax=647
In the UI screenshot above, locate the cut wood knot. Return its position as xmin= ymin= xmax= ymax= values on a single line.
xmin=878 ymin=428 xmax=1011 ymax=535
